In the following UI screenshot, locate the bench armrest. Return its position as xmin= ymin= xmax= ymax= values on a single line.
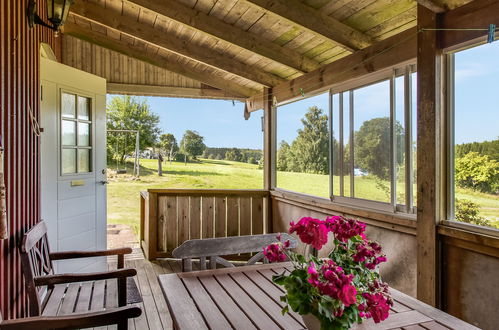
xmin=0 ymin=306 xmax=141 ymax=330
xmin=50 ymin=247 xmax=133 ymax=260
xmin=34 ymin=268 xmax=137 ymax=286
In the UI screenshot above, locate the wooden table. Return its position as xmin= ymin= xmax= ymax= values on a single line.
xmin=158 ymin=263 xmax=478 ymax=330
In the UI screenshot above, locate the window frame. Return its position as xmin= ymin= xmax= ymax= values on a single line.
xmin=443 ymin=45 xmax=499 ymax=237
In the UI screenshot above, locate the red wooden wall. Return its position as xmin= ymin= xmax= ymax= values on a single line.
xmin=0 ymin=0 xmax=60 ymax=319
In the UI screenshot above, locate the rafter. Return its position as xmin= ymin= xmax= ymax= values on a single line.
xmin=416 ymin=0 xmax=446 ymax=13
xmin=62 ymin=22 xmax=259 ymax=98
xmin=70 ymin=1 xmax=285 ymax=87
xmin=125 ymin=0 xmax=320 ymax=73
xmin=244 ymin=0 xmax=373 ymax=52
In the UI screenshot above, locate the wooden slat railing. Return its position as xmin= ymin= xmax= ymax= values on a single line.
xmin=140 ymin=189 xmax=270 ymax=260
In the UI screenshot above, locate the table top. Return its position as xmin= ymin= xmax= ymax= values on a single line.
xmin=158 ymin=263 xmax=478 ymax=330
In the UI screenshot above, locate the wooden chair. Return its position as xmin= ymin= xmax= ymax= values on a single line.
xmin=20 ymin=221 xmax=141 ymax=329
xmin=0 ymin=307 xmax=141 ymax=330
xmin=172 ymin=233 xmax=297 ymax=272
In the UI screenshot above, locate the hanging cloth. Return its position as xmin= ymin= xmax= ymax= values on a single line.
xmin=0 ymin=136 xmax=7 ymax=240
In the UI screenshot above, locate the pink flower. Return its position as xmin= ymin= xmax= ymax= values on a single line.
xmin=361 ymin=293 xmax=391 ymax=323
xmin=289 ymin=217 xmax=329 ymax=250
xmin=339 ymin=285 xmax=357 ymax=307
xmin=325 ymin=216 xmax=366 ymax=242
xmin=263 ymin=243 xmax=287 ymax=263
xmin=353 ymin=240 xmax=387 ymax=269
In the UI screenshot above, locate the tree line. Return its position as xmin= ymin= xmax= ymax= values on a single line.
xmin=203 ymin=148 xmax=262 ymax=164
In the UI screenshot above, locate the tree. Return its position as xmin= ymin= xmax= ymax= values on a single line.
xmin=290 ymin=106 xmax=330 ymax=174
xmin=107 ymin=96 xmax=160 ymax=163
xmin=159 ymin=133 xmax=179 ymax=163
xmin=180 ymin=130 xmax=206 ymax=160
xmin=455 ymin=152 xmax=499 ymax=194
xmin=354 ymin=117 xmax=404 ymax=180
xmin=277 ymin=140 xmax=293 ymax=171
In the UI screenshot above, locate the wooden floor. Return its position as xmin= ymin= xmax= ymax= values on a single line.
xmin=105 ymin=249 xmax=192 ymax=330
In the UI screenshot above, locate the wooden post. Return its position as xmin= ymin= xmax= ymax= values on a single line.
xmin=263 ymin=88 xmax=275 ymax=233
xmin=416 ymin=4 xmax=443 ymax=307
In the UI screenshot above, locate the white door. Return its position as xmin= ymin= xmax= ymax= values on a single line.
xmin=40 ymin=57 xmax=107 ymax=273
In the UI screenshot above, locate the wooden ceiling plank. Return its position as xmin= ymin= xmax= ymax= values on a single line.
xmin=125 ymin=0 xmax=320 ymax=73
xmin=244 ymin=0 xmax=373 ymax=51
xmin=416 ymin=0 xmax=447 ymax=13
xmin=70 ymin=1 xmax=285 ymax=87
xmin=62 ymin=21 xmax=259 ymax=98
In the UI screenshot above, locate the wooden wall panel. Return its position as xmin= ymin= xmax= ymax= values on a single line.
xmin=0 ymin=0 xmax=59 ymax=319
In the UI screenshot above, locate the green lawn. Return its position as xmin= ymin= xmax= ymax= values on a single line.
xmin=107 ymin=158 xmax=499 ymax=234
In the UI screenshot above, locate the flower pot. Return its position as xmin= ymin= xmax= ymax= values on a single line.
xmin=301 ymin=313 xmax=321 ymax=330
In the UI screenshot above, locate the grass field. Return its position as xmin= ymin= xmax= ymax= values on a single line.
xmin=107 ymin=158 xmax=499 ymax=234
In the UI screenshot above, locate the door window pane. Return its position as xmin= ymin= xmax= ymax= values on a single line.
xmin=78 ymin=96 xmax=90 ymax=120
xmin=62 ymin=93 xmax=76 ymax=118
xmin=61 ymin=120 xmax=76 ymax=146
xmin=395 ymin=76 xmax=406 ymax=205
xmin=62 ymin=149 xmax=76 ymax=174
xmin=78 ymin=123 xmax=91 ymax=146
xmin=353 ymin=80 xmax=391 ymax=203
xmin=78 ymin=149 xmax=91 ymax=173
xmin=331 ymin=94 xmax=341 ymax=196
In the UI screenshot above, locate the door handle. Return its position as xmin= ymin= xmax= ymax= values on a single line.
xmin=99 ymin=180 xmax=109 ymax=185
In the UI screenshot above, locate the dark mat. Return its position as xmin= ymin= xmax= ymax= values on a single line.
xmin=127 ymin=277 xmax=142 ymax=304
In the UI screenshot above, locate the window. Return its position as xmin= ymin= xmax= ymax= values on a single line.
xmin=61 ymin=92 xmax=92 ymax=174
xmin=448 ymin=42 xmax=499 ymax=230
xmin=276 ymin=92 xmax=330 ymax=198
xmin=330 ymin=65 xmax=417 ymax=212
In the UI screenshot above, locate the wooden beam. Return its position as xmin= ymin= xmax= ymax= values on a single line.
xmin=416 ymin=0 xmax=446 ymax=13
xmin=263 ymin=88 xmax=276 ymax=190
xmin=126 ymin=0 xmax=320 ymax=73
xmin=62 ymin=22 xmax=259 ymax=98
xmin=244 ymin=0 xmax=372 ymax=51
xmin=440 ymin=0 xmax=499 ymax=49
xmin=246 ymin=27 xmax=418 ymax=111
xmin=106 ymin=83 xmax=245 ymax=101
xmin=416 ymin=4 xmax=443 ymax=307
xmin=70 ymin=2 xmax=285 ymax=87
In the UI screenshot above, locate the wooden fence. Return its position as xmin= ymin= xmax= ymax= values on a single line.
xmin=140 ymin=189 xmax=270 ymax=260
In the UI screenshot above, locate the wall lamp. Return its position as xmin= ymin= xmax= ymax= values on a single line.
xmin=27 ymin=0 xmax=73 ymax=32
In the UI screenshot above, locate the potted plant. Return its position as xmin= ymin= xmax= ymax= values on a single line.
xmin=263 ymin=216 xmax=393 ymax=330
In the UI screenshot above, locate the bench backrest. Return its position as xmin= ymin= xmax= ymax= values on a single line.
xmin=172 ymin=233 xmax=297 ymax=272
xmin=20 ymin=221 xmax=55 ymax=316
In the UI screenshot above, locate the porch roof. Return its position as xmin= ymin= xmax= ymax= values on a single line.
xmin=61 ymin=0 xmax=470 ymax=103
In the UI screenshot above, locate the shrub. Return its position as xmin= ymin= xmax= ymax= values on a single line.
xmin=455 ymin=199 xmax=489 ymax=227
xmin=455 ymin=152 xmax=499 ymax=194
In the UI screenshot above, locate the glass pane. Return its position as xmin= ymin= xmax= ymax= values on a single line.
xmin=78 ymin=149 xmax=91 ymax=173
xmin=78 ymin=123 xmax=91 ymax=146
xmin=453 ymin=43 xmax=499 ymax=229
xmin=331 ymin=93 xmax=341 ymax=196
xmin=353 ymin=80 xmax=391 ymax=203
xmin=62 ymin=93 xmax=76 ymax=118
xmin=343 ymin=93 xmax=352 ymax=197
xmin=61 ymin=120 xmax=76 ymax=146
xmin=276 ymin=93 xmax=330 ymax=198
xmin=78 ymin=96 xmax=91 ymax=120
xmin=411 ymin=72 xmax=417 ymax=207
xmin=62 ymin=149 xmax=76 ymax=174
xmin=395 ymin=75 xmax=406 ymax=205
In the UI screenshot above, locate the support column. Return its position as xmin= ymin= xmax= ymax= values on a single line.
xmin=416 ymin=4 xmax=443 ymax=306
xmin=263 ymin=88 xmax=276 ymax=190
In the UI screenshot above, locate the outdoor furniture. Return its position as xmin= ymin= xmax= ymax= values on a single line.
xmin=172 ymin=233 xmax=297 ymax=271
xmin=0 ymin=307 xmax=141 ymax=330
xmin=158 ymin=262 xmax=479 ymax=330
xmin=20 ymin=221 xmax=142 ymax=330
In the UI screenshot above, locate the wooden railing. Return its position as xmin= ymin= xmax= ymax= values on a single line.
xmin=140 ymin=189 xmax=270 ymax=260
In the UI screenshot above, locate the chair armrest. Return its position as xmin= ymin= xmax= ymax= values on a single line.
xmin=34 ymin=268 xmax=137 ymax=286
xmin=50 ymin=247 xmax=132 ymax=260
xmin=0 ymin=306 xmax=141 ymax=330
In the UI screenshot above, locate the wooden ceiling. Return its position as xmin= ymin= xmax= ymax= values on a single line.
xmin=62 ymin=0 xmax=473 ymax=100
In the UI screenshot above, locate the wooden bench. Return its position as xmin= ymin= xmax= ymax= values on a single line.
xmin=20 ymin=221 xmax=142 ymax=330
xmin=172 ymin=233 xmax=297 ymax=272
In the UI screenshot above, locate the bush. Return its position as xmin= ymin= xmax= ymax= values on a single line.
xmin=455 ymin=152 xmax=499 ymax=194
xmin=174 ymin=153 xmax=187 ymax=162
xmin=455 ymin=199 xmax=489 ymax=227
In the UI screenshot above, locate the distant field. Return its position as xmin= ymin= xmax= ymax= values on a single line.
xmin=107 ymin=158 xmax=499 ymax=234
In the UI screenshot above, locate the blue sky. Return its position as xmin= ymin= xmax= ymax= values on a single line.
xmin=108 ymin=41 xmax=498 ymax=149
